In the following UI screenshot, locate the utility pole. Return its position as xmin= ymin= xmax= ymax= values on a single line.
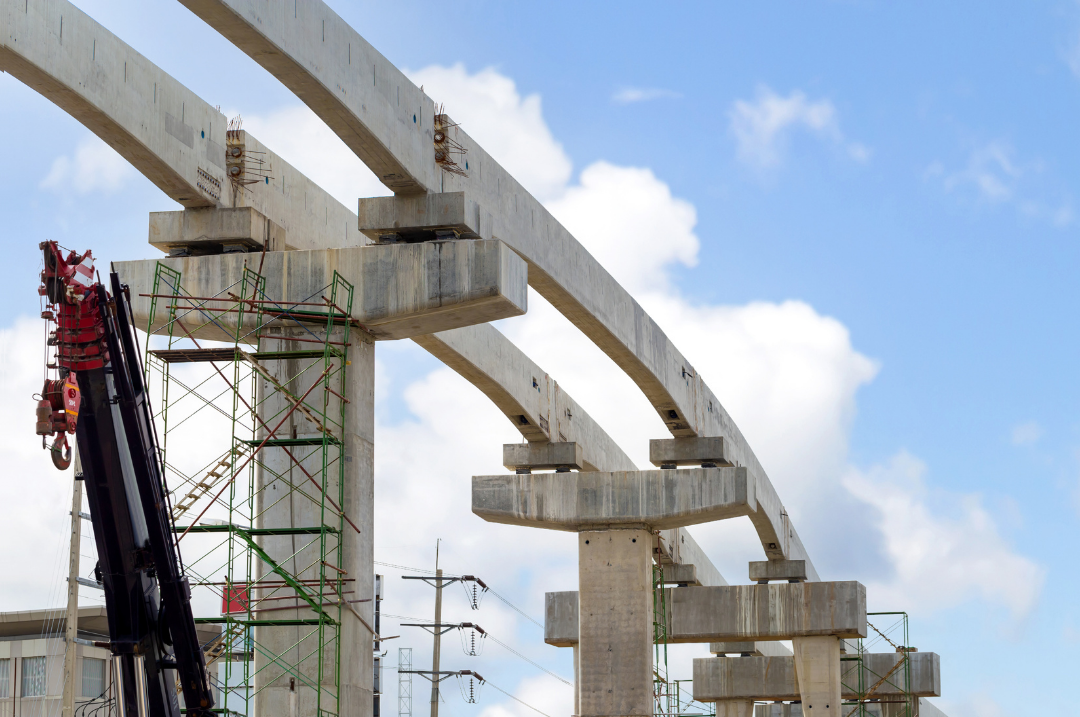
xmin=61 ymin=448 xmax=83 ymax=717
xmin=400 ymin=543 xmax=488 ymax=715
xmin=374 ymin=574 xmax=382 ymax=717
xmin=430 ymin=566 xmax=443 ymax=717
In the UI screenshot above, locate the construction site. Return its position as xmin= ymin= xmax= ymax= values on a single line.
xmin=0 ymin=2 xmax=953 ymax=717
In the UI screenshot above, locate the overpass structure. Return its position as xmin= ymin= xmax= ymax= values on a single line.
xmin=0 ymin=1 xmax=949 ymax=716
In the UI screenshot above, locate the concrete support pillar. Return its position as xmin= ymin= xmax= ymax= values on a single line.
xmin=341 ymin=333 xmax=376 ymax=716
xmin=253 ymin=328 xmax=375 ymax=717
xmin=792 ymin=636 xmax=841 ymax=717
xmin=572 ymin=645 xmax=580 ymax=715
xmin=716 ymin=701 xmax=754 ymax=717
xmin=578 ymin=529 xmax=653 ymax=717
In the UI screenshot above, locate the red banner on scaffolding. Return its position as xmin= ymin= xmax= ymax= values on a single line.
xmin=221 ymin=584 xmax=250 ymax=615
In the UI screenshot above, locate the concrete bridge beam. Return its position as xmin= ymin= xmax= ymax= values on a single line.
xmin=692 ymin=651 xmax=942 ymax=702
xmin=116 ymin=239 xmax=527 ymax=343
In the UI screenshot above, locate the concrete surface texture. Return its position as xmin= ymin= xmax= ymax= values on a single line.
xmin=546 ymin=591 xmax=794 ymax=657
xmin=755 ymin=698 xmax=947 ymax=717
xmin=473 ymin=467 xmax=755 ymax=531
xmin=649 ymin=437 xmax=729 ymax=467
xmin=547 ymin=582 xmax=865 ymax=645
xmin=248 ymin=330 xmax=375 ymax=717
xmin=116 ymin=239 xmax=527 ymax=342
xmin=250 ymin=329 xmax=375 ymax=717
xmin=666 ymin=582 xmax=866 ymax=643
xmin=503 ymin=442 xmax=584 ymax=471
xmin=692 ymin=650 xmax=941 ymax=701
xmin=577 ymin=530 xmax=654 ymax=717
xmin=749 ymin=560 xmax=808 ymax=583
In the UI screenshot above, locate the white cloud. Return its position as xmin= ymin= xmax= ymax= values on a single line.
xmin=612 ymin=87 xmax=682 ymax=104
xmin=405 ymin=63 xmax=573 ymax=202
xmin=843 ymin=452 xmax=1045 ymax=619
xmin=40 ymin=134 xmax=134 ymax=194
xmin=942 ymin=141 xmax=1020 ymax=202
xmin=0 ymin=318 xmax=95 ymax=609
xmin=1010 ymin=421 xmax=1041 ymax=446
xmin=476 ymin=674 xmax=574 ymax=717
xmin=240 ymin=105 xmax=390 ymax=208
xmin=544 ymin=161 xmax=699 ymax=293
xmin=936 ymin=694 xmax=1008 ymax=717
xmin=931 ymin=140 xmax=1074 ymax=227
xmin=728 ymin=85 xmax=868 ymax=169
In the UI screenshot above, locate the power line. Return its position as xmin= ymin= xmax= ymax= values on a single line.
xmin=485 ymin=633 xmax=571 ymax=686
xmin=486 ymin=588 xmax=543 ymax=629
xmin=482 ymin=679 xmax=553 ymax=717
xmin=375 ymin=560 xmax=454 ymax=576
xmin=377 ymin=560 xmax=543 ymax=628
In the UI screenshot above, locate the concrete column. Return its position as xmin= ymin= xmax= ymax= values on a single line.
xmin=572 ymin=646 xmax=580 ymax=715
xmin=716 ymin=701 xmax=754 ymax=717
xmin=253 ymin=327 xmax=375 ymax=717
xmin=578 ymin=529 xmax=653 ymax=717
xmin=341 ymin=332 xmax=376 ymax=717
xmin=791 ymin=636 xmax=841 ymax=717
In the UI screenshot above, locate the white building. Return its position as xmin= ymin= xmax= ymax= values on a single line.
xmin=0 ymin=606 xmax=221 ymax=717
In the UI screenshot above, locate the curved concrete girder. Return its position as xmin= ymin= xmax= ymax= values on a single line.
xmin=0 ymin=0 xmax=364 ymax=246
xmin=415 ymin=325 xmax=636 ymax=473
xmin=1 ymin=0 xmax=224 ymax=207
xmin=173 ymin=0 xmax=820 ymax=568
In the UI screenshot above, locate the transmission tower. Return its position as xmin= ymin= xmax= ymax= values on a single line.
xmin=398 ymin=648 xmax=413 ymax=717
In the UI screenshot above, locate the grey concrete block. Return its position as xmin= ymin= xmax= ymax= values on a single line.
xmin=544 ymin=591 xmax=579 ymax=648
xmin=117 ymin=239 xmax=527 ymax=342
xmin=546 ymin=582 xmax=864 ymax=646
xmin=650 ymin=437 xmax=730 ymax=467
xmin=710 ymin=642 xmax=793 ymax=657
xmin=693 ymin=651 xmax=940 ymax=701
xmin=472 ymin=467 xmax=754 ymax=531
xmin=749 ymin=560 xmax=808 ymax=583
xmin=503 ymin=442 xmax=583 ymax=471
xmin=659 ymin=563 xmax=698 ymax=585
xmin=754 ymin=697 xmax=945 ymax=717
xmin=149 ymin=207 xmax=286 ymax=253
xmin=358 ymin=192 xmax=482 ymax=242
xmin=666 ymin=582 xmax=866 ymax=643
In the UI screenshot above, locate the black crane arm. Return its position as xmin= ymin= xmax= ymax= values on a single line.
xmin=38 ymin=242 xmax=215 ymax=717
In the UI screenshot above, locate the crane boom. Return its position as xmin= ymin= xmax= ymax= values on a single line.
xmin=38 ymin=242 xmax=215 ymax=717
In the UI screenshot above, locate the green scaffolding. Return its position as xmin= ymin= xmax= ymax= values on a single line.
xmin=652 ymin=538 xmax=715 ymax=717
xmin=841 ymin=611 xmax=918 ymax=717
xmin=144 ymin=261 xmax=355 ymax=717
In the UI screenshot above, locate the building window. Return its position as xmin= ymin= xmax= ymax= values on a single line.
xmin=0 ymin=658 xmax=10 ymax=698
xmin=81 ymin=658 xmax=105 ymax=698
xmin=21 ymin=656 xmax=47 ymax=697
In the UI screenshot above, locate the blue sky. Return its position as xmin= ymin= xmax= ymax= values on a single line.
xmin=2 ymin=2 xmax=1079 ymax=716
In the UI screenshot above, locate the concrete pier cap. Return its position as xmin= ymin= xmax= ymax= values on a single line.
xmin=117 ymin=239 xmax=527 ymax=342
xmin=471 ymin=466 xmax=754 ymax=531
xmin=692 ymin=651 xmax=941 ymax=702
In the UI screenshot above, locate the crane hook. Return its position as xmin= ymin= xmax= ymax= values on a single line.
xmin=51 ymin=434 xmax=71 ymax=471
